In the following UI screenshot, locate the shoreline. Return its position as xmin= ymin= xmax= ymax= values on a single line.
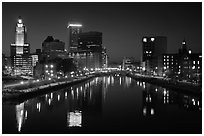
xmin=127 ymin=73 xmax=202 ymax=96
xmin=2 ymin=75 xmax=95 ymax=104
xmin=3 ymin=72 xmax=202 ymax=104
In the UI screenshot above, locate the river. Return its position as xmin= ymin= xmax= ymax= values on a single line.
xmin=2 ymin=75 xmax=202 ymax=134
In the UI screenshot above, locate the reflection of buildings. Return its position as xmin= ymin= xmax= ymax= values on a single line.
xmin=10 ymin=16 xmax=32 ymax=76
xmin=16 ymin=103 xmax=28 ymax=132
xmin=140 ymin=82 xmax=201 ymax=117
xmin=142 ymin=84 xmax=156 ymax=116
xmin=67 ymin=111 xmax=82 ymax=127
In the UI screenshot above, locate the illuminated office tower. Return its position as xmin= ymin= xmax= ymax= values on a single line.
xmin=67 ymin=22 xmax=82 ymax=52
xmin=10 ymin=16 xmax=32 ymax=76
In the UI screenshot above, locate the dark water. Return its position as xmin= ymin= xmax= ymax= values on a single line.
xmin=2 ymin=76 xmax=202 ymax=134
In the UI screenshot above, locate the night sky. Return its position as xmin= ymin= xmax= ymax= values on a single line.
xmin=2 ymin=2 xmax=202 ymax=62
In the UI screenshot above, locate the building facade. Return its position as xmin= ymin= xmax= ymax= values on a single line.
xmin=163 ymin=40 xmax=202 ymax=83
xmin=41 ymin=36 xmax=67 ymax=62
xmin=69 ymin=31 xmax=107 ymax=70
xmin=142 ymin=36 xmax=167 ymax=75
xmin=67 ymin=23 xmax=82 ymax=52
xmin=10 ymin=16 xmax=32 ymax=76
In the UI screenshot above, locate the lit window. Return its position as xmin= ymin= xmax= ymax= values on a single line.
xmin=164 ymin=56 xmax=166 ymax=58
xmin=193 ymin=61 xmax=195 ymax=64
xmin=143 ymin=38 xmax=147 ymax=42
xmin=164 ymin=59 xmax=166 ymax=61
xmin=151 ymin=38 xmax=155 ymax=41
xmin=167 ymin=56 xmax=169 ymax=58
xmin=167 ymin=59 xmax=169 ymax=62
xmin=198 ymin=61 xmax=199 ymax=65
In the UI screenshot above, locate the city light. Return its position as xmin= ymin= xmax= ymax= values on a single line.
xmin=151 ymin=37 xmax=155 ymax=41
xmin=45 ymin=65 xmax=48 ymax=68
xmin=143 ymin=38 xmax=147 ymax=42
xmin=50 ymin=65 xmax=54 ymax=68
xmin=20 ymin=81 xmax=24 ymax=84
xmin=67 ymin=24 xmax=82 ymax=28
xmin=18 ymin=19 xmax=22 ymax=24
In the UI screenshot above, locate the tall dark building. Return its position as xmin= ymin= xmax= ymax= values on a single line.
xmin=69 ymin=31 xmax=107 ymax=69
xmin=41 ymin=36 xmax=67 ymax=61
xmin=142 ymin=36 xmax=167 ymax=62
xmin=67 ymin=23 xmax=82 ymax=52
xmin=10 ymin=16 xmax=32 ymax=76
xmin=142 ymin=36 xmax=167 ymax=75
xmin=78 ymin=31 xmax=102 ymax=51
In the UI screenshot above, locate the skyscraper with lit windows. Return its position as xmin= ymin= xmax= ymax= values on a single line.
xmin=10 ymin=16 xmax=32 ymax=76
xmin=67 ymin=22 xmax=82 ymax=52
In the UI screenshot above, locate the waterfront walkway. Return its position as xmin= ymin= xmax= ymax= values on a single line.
xmin=3 ymin=75 xmax=95 ymax=101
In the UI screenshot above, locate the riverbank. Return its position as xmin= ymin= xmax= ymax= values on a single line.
xmin=3 ymin=75 xmax=95 ymax=103
xmin=127 ymin=73 xmax=202 ymax=96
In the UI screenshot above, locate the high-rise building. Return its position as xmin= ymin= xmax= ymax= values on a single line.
xmin=41 ymin=36 xmax=67 ymax=61
xmin=67 ymin=23 xmax=82 ymax=52
xmin=78 ymin=31 xmax=102 ymax=51
xmin=142 ymin=36 xmax=167 ymax=61
xmin=69 ymin=31 xmax=106 ymax=70
xmin=10 ymin=16 xmax=32 ymax=76
xmin=142 ymin=36 xmax=167 ymax=75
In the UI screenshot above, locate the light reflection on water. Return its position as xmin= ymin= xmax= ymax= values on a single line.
xmin=3 ymin=75 xmax=202 ymax=133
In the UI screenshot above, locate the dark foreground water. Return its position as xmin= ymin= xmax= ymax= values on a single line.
xmin=2 ymin=76 xmax=202 ymax=134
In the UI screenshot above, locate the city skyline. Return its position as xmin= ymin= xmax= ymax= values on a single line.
xmin=3 ymin=2 xmax=202 ymax=62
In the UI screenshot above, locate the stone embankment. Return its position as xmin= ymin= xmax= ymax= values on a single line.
xmin=3 ymin=75 xmax=95 ymax=102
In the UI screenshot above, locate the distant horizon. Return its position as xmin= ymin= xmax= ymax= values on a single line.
xmin=3 ymin=2 xmax=202 ymax=62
